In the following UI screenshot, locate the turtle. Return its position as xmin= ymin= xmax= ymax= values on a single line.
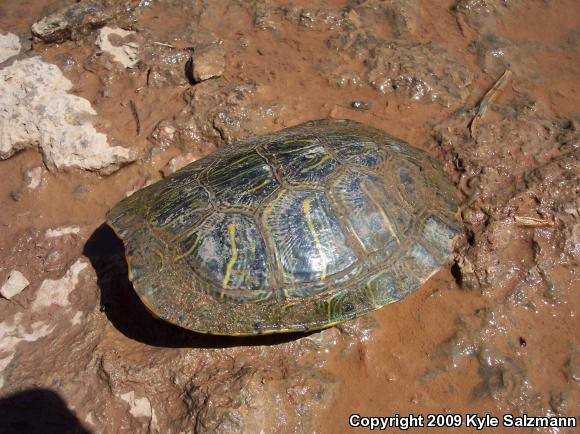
xmin=107 ymin=119 xmax=461 ymax=336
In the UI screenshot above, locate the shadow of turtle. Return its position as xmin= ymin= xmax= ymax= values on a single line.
xmin=0 ymin=388 xmax=92 ymax=434
xmin=83 ymin=224 xmax=313 ymax=349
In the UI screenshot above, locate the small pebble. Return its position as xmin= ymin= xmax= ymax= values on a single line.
xmin=1 ymin=270 xmax=30 ymax=299
xmin=26 ymin=166 xmax=43 ymax=190
xmin=351 ymin=100 xmax=371 ymax=110
xmin=191 ymin=45 xmax=226 ymax=82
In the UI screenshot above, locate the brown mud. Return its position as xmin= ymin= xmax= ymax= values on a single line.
xmin=0 ymin=1 xmax=578 ymax=433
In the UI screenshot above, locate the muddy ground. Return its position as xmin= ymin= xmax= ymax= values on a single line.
xmin=0 ymin=0 xmax=578 ymax=433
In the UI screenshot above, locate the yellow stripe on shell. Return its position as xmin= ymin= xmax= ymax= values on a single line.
xmin=365 ymin=280 xmax=380 ymax=307
xmin=300 ymin=154 xmax=330 ymax=173
xmin=223 ymin=223 xmax=238 ymax=287
xmin=173 ymin=234 xmax=202 ymax=262
xmin=246 ymin=178 xmax=271 ymax=194
xmin=232 ymin=155 xmax=250 ymax=165
xmin=325 ymin=294 xmax=339 ymax=322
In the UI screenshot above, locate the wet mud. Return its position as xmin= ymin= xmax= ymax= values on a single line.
xmin=0 ymin=0 xmax=578 ymax=433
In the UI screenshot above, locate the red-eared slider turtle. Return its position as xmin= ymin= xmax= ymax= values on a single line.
xmin=107 ymin=119 xmax=461 ymax=335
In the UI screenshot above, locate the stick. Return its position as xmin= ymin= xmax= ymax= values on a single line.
xmin=130 ymin=99 xmax=141 ymax=136
xmin=153 ymin=41 xmax=176 ymax=49
xmin=514 ymin=215 xmax=555 ymax=227
xmin=470 ymin=69 xmax=512 ymax=138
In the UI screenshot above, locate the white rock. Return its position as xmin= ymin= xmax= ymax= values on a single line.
xmin=45 ymin=225 xmax=81 ymax=238
xmin=32 ymin=259 xmax=87 ymax=310
xmin=25 ymin=166 xmax=44 ymax=189
xmin=120 ymin=391 xmax=160 ymax=430
xmin=96 ymin=27 xmax=139 ymax=68
xmin=0 ymin=313 xmax=54 ymax=387
xmin=0 ymin=57 xmax=135 ymax=171
xmin=0 ymin=32 xmax=20 ymax=63
xmin=120 ymin=391 xmax=151 ymax=418
xmin=0 ymin=270 xmax=30 ymax=299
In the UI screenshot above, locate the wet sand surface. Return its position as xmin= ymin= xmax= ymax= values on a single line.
xmin=0 ymin=1 xmax=578 ymax=433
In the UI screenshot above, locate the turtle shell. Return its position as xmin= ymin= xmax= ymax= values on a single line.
xmin=107 ymin=119 xmax=461 ymax=335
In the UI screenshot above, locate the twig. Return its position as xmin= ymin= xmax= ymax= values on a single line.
xmin=130 ymin=99 xmax=141 ymax=136
xmin=514 ymin=215 xmax=556 ymax=227
xmin=469 ymin=69 xmax=513 ymax=139
xmin=153 ymin=41 xmax=176 ymax=49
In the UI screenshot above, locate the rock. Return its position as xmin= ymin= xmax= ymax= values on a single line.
xmin=145 ymin=50 xmax=191 ymax=87
xmin=30 ymin=0 xmax=140 ymax=44
xmin=119 ymin=391 xmax=159 ymax=431
xmin=0 ymin=57 xmax=135 ymax=172
xmin=32 ymin=259 xmax=88 ymax=310
xmin=149 ymin=121 xmax=177 ymax=149
xmin=0 ymin=33 xmax=20 ymax=63
xmin=31 ymin=0 xmax=111 ymax=43
xmin=25 ymin=167 xmax=44 ymax=190
xmin=191 ymin=45 xmax=226 ymax=82
xmin=351 ymin=100 xmax=371 ymax=110
xmin=45 ymin=226 xmax=81 ymax=238
xmin=0 ymin=270 xmax=29 ymax=300
xmin=96 ymin=26 xmax=139 ymax=68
